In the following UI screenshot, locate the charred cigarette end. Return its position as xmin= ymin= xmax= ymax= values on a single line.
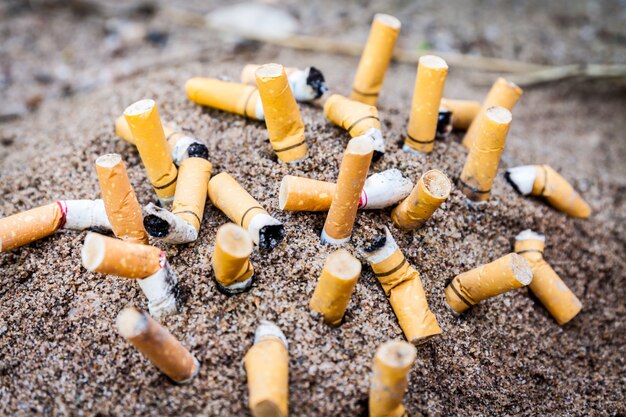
xmin=144 ymin=214 xmax=170 ymax=237
xmin=186 ymin=142 xmax=209 ymax=159
xmin=259 ymin=224 xmax=286 ymax=250
xmin=364 ymin=233 xmax=387 ymax=253
xmin=116 ymin=307 xmax=200 ymax=384
xmin=436 ymin=108 xmax=453 ymax=138
xmin=306 ymin=66 xmax=328 ymax=99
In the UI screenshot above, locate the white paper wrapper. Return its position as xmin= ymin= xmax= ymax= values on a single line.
xmin=144 ymin=203 xmax=198 ymax=244
xmin=364 ymin=227 xmax=398 ymax=264
xmin=254 ymin=320 xmax=288 ymax=348
xmin=62 ymin=199 xmax=112 ymax=230
xmin=515 ymin=229 xmax=545 ymax=242
xmin=320 ymin=229 xmax=350 ymax=245
xmin=360 ymin=169 xmax=413 ymax=209
xmin=505 ymin=165 xmax=537 ymax=195
xmin=137 ymin=259 xmax=179 ymax=319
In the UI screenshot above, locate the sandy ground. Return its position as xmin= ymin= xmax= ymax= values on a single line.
xmin=1 ymin=2 xmax=625 ymax=416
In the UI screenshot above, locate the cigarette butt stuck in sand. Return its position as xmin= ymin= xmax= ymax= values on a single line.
xmin=117 ymin=307 xmax=199 ymax=384
xmin=440 ymin=98 xmax=482 ymax=131
xmin=241 ymin=64 xmax=327 ymax=102
xmin=391 ymin=169 xmax=451 ymax=230
xmin=309 ymin=249 xmax=361 ymax=326
xmin=256 ymin=63 xmax=308 ymax=163
xmin=208 ymin=172 xmax=285 ymax=250
xmin=369 ymin=340 xmax=416 ymax=417
xmin=350 ymin=14 xmax=401 ymax=106
xmin=244 ymin=321 xmax=289 ymax=417
xmin=211 ymin=223 xmax=255 ymax=295
xmin=505 ymin=165 xmax=591 ymax=218
xmin=186 ymin=77 xmax=264 ymax=120
xmin=459 ymin=106 xmax=512 ymax=202
xmin=364 ymin=228 xmax=442 ymax=344
xmin=514 ymin=230 xmax=582 ymax=325
xmin=404 ymin=55 xmax=449 ymax=154
xmin=444 ymin=253 xmax=533 ymax=314
xmin=462 ymin=77 xmax=522 ymax=149
xmin=123 ymin=99 xmax=178 ymax=208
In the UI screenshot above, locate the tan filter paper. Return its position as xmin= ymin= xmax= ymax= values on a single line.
xmin=123 ymin=99 xmax=178 ymax=207
xmin=321 ymin=135 xmax=374 ymax=244
xmin=369 ymin=340 xmax=417 ymax=417
xmin=242 ymin=64 xmax=297 ymax=85
xmin=186 ymin=77 xmax=263 ymax=120
xmin=256 ymin=64 xmax=307 ymax=163
xmin=366 ymin=228 xmax=442 ymax=344
xmin=211 ymin=223 xmax=254 ymax=294
xmin=244 ymin=321 xmax=289 ymax=417
xmin=391 ymin=169 xmax=451 ymax=230
xmin=0 ymin=202 xmax=64 ymax=252
xmin=445 ymin=253 xmax=533 ymax=314
xmin=309 ymin=249 xmax=362 ymax=326
xmin=514 ymin=230 xmax=582 ymax=325
xmin=117 ymin=307 xmax=199 ymax=384
xmin=462 ymin=77 xmax=522 ymax=148
xmin=404 ymin=55 xmax=449 ymax=154
xmin=459 ymin=106 xmax=512 ymax=201
xmin=350 ymin=14 xmax=401 ymax=105
xmin=323 ymin=94 xmax=381 ymax=137
xmin=440 ymin=98 xmax=481 ymax=130
xmin=172 ymin=157 xmax=212 ymax=231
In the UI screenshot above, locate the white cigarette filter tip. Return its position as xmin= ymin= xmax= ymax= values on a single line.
xmin=515 ymin=229 xmax=545 ymax=242
xmin=116 ymin=306 xmax=148 ymax=339
xmin=361 ymin=169 xmax=413 ymax=209
xmin=143 ymin=203 xmax=198 ymax=244
xmin=254 ymin=320 xmax=288 ymax=348
xmin=505 ymin=165 xmax=537 ymax=195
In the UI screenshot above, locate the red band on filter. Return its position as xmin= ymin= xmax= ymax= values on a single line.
xmin=359 ymin=190 xmax=368 ymax=209
xmin=56 ymin=201 xmax=68 ymax=229
xmin=159 ymin=252 xmax=167 ymax=269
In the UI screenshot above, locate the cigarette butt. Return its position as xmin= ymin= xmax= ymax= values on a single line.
xmin=505 ymin=164 xmax=591 ymax=218
xmin=123 ymin=99 xmax=178 ymax=208
xmin=514 ymin=230 xmax=582 ymax=325
xmin=211 ymin=223 xmax=255 ymax=295
xmin=391 ymin=169 xmax=451 ymax=230
xmin=445 ymin=253 xmax=533 ymax=314
xmin=440 ymin=98 xmax=482 ymax=130
xmin=244 ymin=321 xmax=289 ymax=417
xmin=459 ymin=106 xmax=512 ymax=201
xmin=117 ymin=307 xmax=199 ymax=384
xmin=256 ymin=64 xmax=308 ymax=163
xmin=436 ymin=106 xmax=453 ymax=138
xmin=242 ymin=65 xmax=327 ymax=102
xmin=208 ymin=172 xmax=284 ymax=250
xmin=324 ymin=94 xmax=381 ymax=137
xmin=368 ymin=340 xmax=416 ymax=417
xmin=309 ymin=249 xmax=362 ymax=326
xmin=350 ymin=14 xmax=401 ymax=105
xmin=365 ymin=228 xmax=442 ymax=344
xmin=95 ymin=153 xmax=148 ymax=244
xmin=186 ymin=77 xmax=264 ymax=120
xmin=404 ymin=55 xmax=449 ymax=154
xmin=462 ymin=78 xmax=522 ymax=148
xmin=321 ymin=135 xmax=374 ymax=244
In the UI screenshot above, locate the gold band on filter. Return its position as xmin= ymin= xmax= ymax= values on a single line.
xmin=532 ymin=165 xmax=591 ymax=218
xmin=515 ymin=233 xmax=582 ymax=325
xmin=256 ymin=64 xmax=307 ymax=162
xmin=462 ymin=78 xmax=522 ymax=148
xmin=279 ymin=176 xmax=336 ymax=211
xmin=404 ymin=55 xmax=448 ymax=153
xmin=172 ymin=158 xmax=212 ymax=231
xmin=0 ymin=203 xmax=64 ymax=252
xmin=186 ymin=77 xmax=262 ymax=120
xmin=309 ymin=249 xmax=362 ymax=326
xmin=323 ymin=94 xmax=381 ymax=137
xmin=322 ymin=136 xmax=373 ymax=243
xmin=370 ymin=247 xmax=442 ymax=344
xmin=123 ymin=100 xmax=178 ymax=205
xmin=444 ymin=253 xmax=533 ymax=314
xmin=211 ymin=223 xmax=254 ymax=288
xmin=81 ymin=232 xmax=162 ymax=278
xmin=241 ymin=64 xmax=298 ymax=86
xmin=95 ymin=154 xmax=148 ymax=244
xmin=391 ymin=169 xmax=451 ymax=230
xmin=208 ymin=172 xmax=269 ymax=231
xmin=369 ymin=340 xmax=416 ymax=417
xmin=115 ymin=115 xmax=193 ymax=150
xmin=440 ymin=98 xmax=481 ymax=130
xmin=117 ymin=307 xmax=199 ymax=384
xmin=350 ymin=14 xmax=401 ymax=105
xmin=459 ymin=106 xmax=512 ymax=201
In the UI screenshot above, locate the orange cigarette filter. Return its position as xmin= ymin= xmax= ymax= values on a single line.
xmin=440 ymin=98 xmax=481 ymax=130
xmin=241 ymin=64 xmax=298 ymax=85
xmin=0 ymin=203 xmax=64 ymax=252
xmin=211 ymin=223 xmax=254 ymax=293
xmin=391 ymin=169 xmax=451 ymax=230
xmin=350 ymin=14 xmax=401 ymax=105
xmin=404 ymin=55 xmax=449 ymax=154
xmin=366 ymin=228 xmax=442 ymax=344
xmin=323 ymin=94 xmax=381 ymax=137
xmin=462 ymin=77 xmax=522 ymax=148
xmin=321 ymin=135 xmax=373 ymax=244
xmin=255 ymin=63 xmax=307 ymax=163
xmin=95 ymin=153 xmax=148 ymax=244
xmin=445 ymin=253 xmax=533 ymax=314
xmin=459 ymin=106 xmax=512 ymax=201
xmin=309 ymin=249 xmax=362 ymax=326
xmin=117 ymin=307 xmax=199 ymax=384
xmin=244 ymin=321 xmax=289 ymax=417
xmin=279 ymin=176 xmax=335 ymax=212
xmin=172 ymin=157 xmax=212 ymax=231
xmin=514 ymin=230 xmax=582 ymax=325
xmin=369 ymin=340 xmax=416 ymax=417
xmin=186 ymin=77 xmax=263 ymax=120
xmin=116 ymin=115 xmax=189 ymax=149
xmin=123 ymin=99 xmax=178 ymax=207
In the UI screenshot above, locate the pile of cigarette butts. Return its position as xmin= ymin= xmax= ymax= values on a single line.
xmin=0 ymin=13 xmax=592 ymax=417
